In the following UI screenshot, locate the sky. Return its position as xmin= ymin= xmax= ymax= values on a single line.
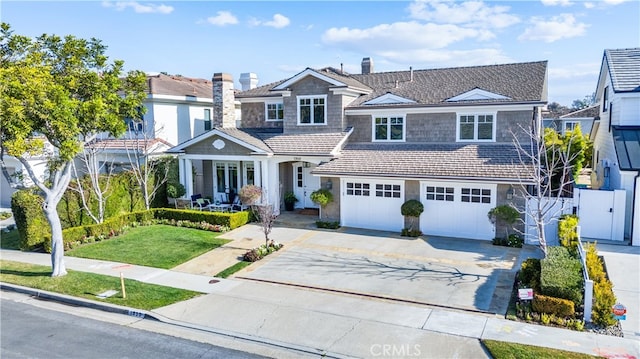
xmin=1 ymin=0 xmax=639 ymax=106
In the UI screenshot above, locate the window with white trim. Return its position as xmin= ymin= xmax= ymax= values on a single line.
xmin=125 ymin=118 xmax=144 ymax=133
xmin=602 ymin=86 xmax=609 ymax=112
xmin=298 ymin=95 xmax=326 ymax=125
xmin=376 ymin=184 xmax=401 ymax=198
xmin=457 ymin=114 xmax=494 ymax=141
xmin=564 ymin=121 xmax=579 ymax=133
xmin=346 ymin=182 xmax=370 ymax=196
xmin=461 ymin=188 xmax=491 ymax=203
xmin=204 ymin=109 xmax=212 ymax=130
xmin=374 ymin=116 xmax=404 ymax=141
xmin=266 ymin=102 xmax=283 ymax=121
xmin=426 ymin=186 xmax=454 ymax=201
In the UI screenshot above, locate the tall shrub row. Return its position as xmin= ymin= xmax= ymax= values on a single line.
xmin=585 ymin=243 xmax=618 ymax=327
xmin=10 ymin=190 xmax=50 ymax=250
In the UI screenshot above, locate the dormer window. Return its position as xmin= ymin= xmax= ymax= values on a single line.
xmin=266 ymin=101 xmax=284 ymax=121
xmin=297 ymin=95 xmax=326 ymax=125
xmin=457 ymin=113 xmax=495 ymax=141
xmin=373 ymin=116 xmax=405 ymax=141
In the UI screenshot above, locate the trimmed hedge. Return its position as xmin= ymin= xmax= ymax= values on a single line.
xmin=585 ymin=242 xmax=618 ymax=327
xmin=154 ymin=209 xmax=249 ymax=230
xmin=532 ymin=294 xmax=576 ymax=317
xmin=540 ymin=246 xmax=583 ymax=304
xmin=11 ymin=190 xmax=50 ymax=250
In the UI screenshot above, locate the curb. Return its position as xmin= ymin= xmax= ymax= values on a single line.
xmin=0 ymin=282 xmax=353 ymax=359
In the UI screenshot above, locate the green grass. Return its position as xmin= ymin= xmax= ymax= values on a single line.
xmin=482 ymin=340 xmax=604 ymax=359
xmin=66 ymin=225 xmax=231 ymax=269
xmin=215 ymin=261 xmax=251 ymax=278
xmin=1 ymin=229 xmax=21 ymax=250
xmin=0 ymin=260 xmax=201 ymax=310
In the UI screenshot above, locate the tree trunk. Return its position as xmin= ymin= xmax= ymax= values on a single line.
xmin=44 ymin=204 xmax=67 ymax=277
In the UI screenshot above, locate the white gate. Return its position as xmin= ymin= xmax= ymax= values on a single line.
xmin=576 ymin=189 xmax=625 ymax=241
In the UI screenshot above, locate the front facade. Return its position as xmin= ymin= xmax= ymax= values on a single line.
xmin=590 ymin=48 xmax=640 ymax=245
xmin=169 ymin=59 xmax=548 ymax=241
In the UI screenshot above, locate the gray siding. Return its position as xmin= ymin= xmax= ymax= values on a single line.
xmin=406 ymin=113 xmax=456 ymax=142
xmin=283 ymin=76 xmax=345 ymax=134
xmin=404 ymin=180 xmax=421 ymax=230
xmin=240 ymin=102 xmax=283 ymax=129
xmin=321 ymin=176 xmax=340 ymax=221
xmin=496 ymin=110 xmax=534 ymax=143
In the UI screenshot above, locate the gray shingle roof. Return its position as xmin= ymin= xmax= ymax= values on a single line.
xmin=216 ymin=127 xmax=351 ymax=155
xmin=236 ymin=61 xmax=548 ymax=106
xmin=605 ymin=48 xmax=640 ymax=93
xmin=313 ymin=143 xmax=532 ymax=181
xmin=560 ymin=105 xmax=599 ymax=119
xmin=147 ymin=74 xmax=212 ymax=98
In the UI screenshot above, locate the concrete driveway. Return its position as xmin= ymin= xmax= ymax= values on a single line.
xmin=230 ymin=224 xmax=540 ymax=314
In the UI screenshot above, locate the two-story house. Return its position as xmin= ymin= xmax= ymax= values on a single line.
xmin=544 ymin=105 xmax=598 ymax=136
xmin=168 ymin=59 xmax=548 ymax=241
xmin=590 ymin=48 xmax=640 ymax=246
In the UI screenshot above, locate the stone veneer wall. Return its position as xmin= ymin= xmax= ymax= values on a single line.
xmin=212 ymin=73 xmax=236 ymax=128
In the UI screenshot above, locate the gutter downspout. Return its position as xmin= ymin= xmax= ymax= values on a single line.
xmin=631 ymin=171 xmax=639 ymax=246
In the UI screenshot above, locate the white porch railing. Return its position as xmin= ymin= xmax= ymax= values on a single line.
xmin=576 ymin=226 xmax=594 ymax=322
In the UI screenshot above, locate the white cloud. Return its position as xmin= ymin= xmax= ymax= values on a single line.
xmin=377 ymin=48 xmax=514 ymax=68
xmin=264 ymin=14 xmax=290 ymax=29
xmin=549 ymin=62 xmax=599 ymax=79
xmin=207 ymin=11 xmax=238 ymax=26
xmin=407 ymin=0 xmax=520 ymax=29
xmin=583 ymin=2 xmax=596 ymax=8
xmin=323 ymin=21 xmax=491 ymax=52
xmin=518 ymin=14 xmax=589 ymax=42
xmin=102 ymin=1 xmax=173 ymax=14
xmin=541 ymin=0 xmax=574 ymax=6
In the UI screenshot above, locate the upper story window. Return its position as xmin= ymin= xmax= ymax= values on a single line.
xmin=204 ymin=109 xmax=212 ymax=131
xmin=373 ymin=116 xmax=405 ymax=141
xmin=602 ymin=86 xmax=609 ymax=112
xmin=125 ymin=118 xmax=144 ymax=133
xmin=564 ymin=121 xmax=578 ymax=133
xmin=457 ymin=113 xmax=495 ymax=141
xmin=298 ymin=95 xmax=326 ymax=125
xmin=266 ymin=101 xmax=284 ymax=122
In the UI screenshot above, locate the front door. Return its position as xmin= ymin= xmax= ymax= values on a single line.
xmin=215 ymin=162 xmax=239 ymax=202
xmin=293 ymin=163 xmax=320 ymax=208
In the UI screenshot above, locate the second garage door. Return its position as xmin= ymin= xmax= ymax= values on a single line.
xmin=340 ymin=178 xmax=405 ymax=232
xmin=420 ymin=181 xmax=496 ymax=240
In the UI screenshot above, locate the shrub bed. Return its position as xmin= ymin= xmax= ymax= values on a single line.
xmin=532 ymin=294 xmax=575 ymax=317
xmin=11 ymin=190 xmax=50 ymax=250
xmin=540 ymin=246 xmax=583 ymax=305
xmin=584 ymin=242 xmax=618 ymax=328
xmin=242 ymin=241 xmax=283 ymax=262
xmin=316 ymin=220 xmax=340 ymax=229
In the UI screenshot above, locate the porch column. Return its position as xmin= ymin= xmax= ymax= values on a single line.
xmin=253 ymin=159 xmax=262 ymax=188
xmin=184 ymin=158 xmax=193 ymax=198
xmin=260 ymin=159 xmax=269 ymax=205
xmin=178 ymin=157 xmax=186 ymax=198
xmin=267 ymin=160 xmax=280 ymax=214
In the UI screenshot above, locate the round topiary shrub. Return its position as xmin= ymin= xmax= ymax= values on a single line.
xmin=166 ymin=182 xmax=186 ymax=199
xmin=401 ymin=199 xmax=424 ymax=234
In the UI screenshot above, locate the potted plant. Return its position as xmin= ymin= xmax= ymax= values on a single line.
xmin=284 ymin=191 xmax=298 ymax=211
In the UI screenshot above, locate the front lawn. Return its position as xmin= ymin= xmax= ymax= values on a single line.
xmin=482 ymin=339 xmax=604 ymax=359
xmin=1 ymin=229 xmax=21 ymax=250
xmin=66 ymin=224 xmax=230 ymax=269
xmin=0 ymin=260 xmax=201 ymax=310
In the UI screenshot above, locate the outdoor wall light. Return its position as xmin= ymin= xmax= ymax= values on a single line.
xmin=325 ymin=179 xmax=333 ymax=190
xmin=506 ymin=186 xmax=514 ymax=200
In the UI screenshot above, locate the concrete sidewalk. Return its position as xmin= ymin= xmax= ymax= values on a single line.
xmin=2 ymin=248 xmax=639 ymax=359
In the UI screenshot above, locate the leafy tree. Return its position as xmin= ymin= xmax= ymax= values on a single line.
xmin=487 ymin=204 xmax=520 ymax=239
xmin=544 ymin=126 xmax=587 ymax=180
xmin=0 ymin=23 xmax=146 ymax=276
xmin=570 ymin=92 xmax=596 ymax=110
xmin=513 ymin=123 xmax=582 ymax=257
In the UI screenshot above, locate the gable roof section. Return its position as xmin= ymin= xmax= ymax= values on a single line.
xmin=166 ymin=128 xmax=272 ymax=154
xmin=271 ymin=68 xmax=371 ymax=93
xmin=363 ymin=93 xmax=416 ymax=105
xmin=446 ymin=88 xmax=511 ymax=102
xmin=167 ymin=127 xmax=352 ymax=156
xmin=612 ymin=126 xmax=640 ymax=170
xmin=88 ymin=138 xmax=173 ymax=154
xmin=313 ymin=143 xmax=532 ymax=181
xmin=560 ymin=105 xmax=600 ymax=119
xmin=605 ymin=48 xmax=640 ymax=93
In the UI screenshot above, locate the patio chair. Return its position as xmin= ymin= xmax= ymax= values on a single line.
xmin=193 ymin=197 xmax=211 ymax=210
xmin=230 ymin=196 xmax=249 ymax=212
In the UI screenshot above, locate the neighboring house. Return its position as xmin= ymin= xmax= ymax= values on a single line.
xmin=168 ymin=59 xmax=548 ymax=241
xmin=543 ymin=105 xmax=598 ymax=136
xmin=590 ymin=48 xmax=640 ymax=246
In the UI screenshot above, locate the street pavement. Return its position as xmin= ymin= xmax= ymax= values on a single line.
xmin=1 ymin=221 xmax=639 ymax=358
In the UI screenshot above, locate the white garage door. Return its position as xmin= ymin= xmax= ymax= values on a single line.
xmin=341 ymin=178 xmax=405 ymax=232
xmin=420 ymin=181 xmax=496 ymax=240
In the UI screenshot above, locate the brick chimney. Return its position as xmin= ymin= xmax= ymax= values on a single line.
xmin=239 ymin=72 xmax=258 ymax=91
xmin=212 ymin=73 xmax=235 ymax=128
xmin=362 ymin=57 xmax=373 ymax=74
